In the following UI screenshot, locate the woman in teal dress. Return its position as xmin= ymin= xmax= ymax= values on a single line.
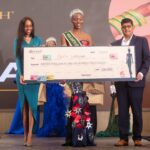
xmin=13 ymin=17 xmax=42 ymax=146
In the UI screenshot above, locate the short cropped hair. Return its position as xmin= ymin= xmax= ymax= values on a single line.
xmin=121 ymin=18 xmax=134 ymax=26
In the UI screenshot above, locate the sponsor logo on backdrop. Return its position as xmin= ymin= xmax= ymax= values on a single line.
xmin=0 ymin=11 xmax=14 ymax=20
xmin=0 ymin=62 xmax=16 ymax=82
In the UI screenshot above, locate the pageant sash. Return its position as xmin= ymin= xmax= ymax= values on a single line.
xmin=63 ymin=31 xmax=82 ymax=46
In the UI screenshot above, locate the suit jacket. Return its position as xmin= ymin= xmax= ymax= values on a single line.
xmin=111 ymin=35 xmax=150 ymax=87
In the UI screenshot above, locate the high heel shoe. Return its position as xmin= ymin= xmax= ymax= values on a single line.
xmin=23 ymin=142 xmax=27 ymax=146
xmin=26 ymin=143 xmax=32 ymax=147
xmin=23 ymin=136 xmax=27 ymax=146
xmin=26 ymin=134 xmax=32 ymax=147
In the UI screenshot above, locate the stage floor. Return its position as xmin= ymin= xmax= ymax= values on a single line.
xmin=0 ymin=135 xmax=150 ymax=150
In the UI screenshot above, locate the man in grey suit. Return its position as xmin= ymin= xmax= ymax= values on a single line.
xmin=112 ymin=18 xmax=150 ymax=146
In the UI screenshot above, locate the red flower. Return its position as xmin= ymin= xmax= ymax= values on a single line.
xmin=71 ymin=111 xmax=77 ymax=118
xmin=72 ymin=104 xmax=80 ymax=111
xmin=74 ymin=115 xmax=81 ymax=123
xmin=76 ymin=123 xmax=82 ymax=128
xmin=83 ymin=115 xmax=91 ymax=122
xmin=84 ymin=111 xmax=90 ymax=115
xmin=85 ymin=116 xmax=91 ymax=122
xmin=73 ymin=95 xmax=78 ymax=103
xmin=84 ymin=103 xmax=89 ymax=109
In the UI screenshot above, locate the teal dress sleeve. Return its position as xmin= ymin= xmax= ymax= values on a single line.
xmin=34 ymin=36 xmax=43 ymax=46
xmin=13 ymin=39 xmax=22 ymax=76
